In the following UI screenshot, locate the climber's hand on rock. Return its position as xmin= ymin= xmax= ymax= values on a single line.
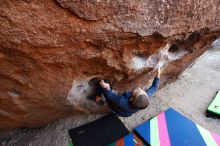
xmin=100 ymin=79 xmax=110 ymax=91
xmin=157 ymin=67 xmax=161 ymax=78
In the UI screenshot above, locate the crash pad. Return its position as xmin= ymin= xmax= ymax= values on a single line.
xmin=208 ymin=90 xmax=220 ymax=117
xmin=135 ymin=108 xmax=220 ymax=146
xmin=68 ymin=113 xmax=129 ymax=146
xmin=107 ymin=133 xmax=147 ymax=146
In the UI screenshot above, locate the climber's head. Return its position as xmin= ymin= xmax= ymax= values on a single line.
xmin=131 ymin=88 xmax=149 ymax=109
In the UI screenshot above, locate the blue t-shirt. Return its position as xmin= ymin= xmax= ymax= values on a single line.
xmin=102 ymin=77 xmax=160 ymax=117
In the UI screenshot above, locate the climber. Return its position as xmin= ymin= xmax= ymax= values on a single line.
xmin=99 ymin=67 xmax=161 ymax=117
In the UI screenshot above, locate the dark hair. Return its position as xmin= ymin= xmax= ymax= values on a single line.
xmin=131 ymin=94 xmax=149 ymax=109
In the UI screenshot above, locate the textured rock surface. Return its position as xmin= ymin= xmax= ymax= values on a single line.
xmin=0 ymin=0 xmax=220 ymax=129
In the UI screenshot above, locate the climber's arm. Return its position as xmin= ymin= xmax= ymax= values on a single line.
xmin=145 ymin=67 xmax=161 ymax=97
xmin=100 ymin=80 xmax=121 ymax=105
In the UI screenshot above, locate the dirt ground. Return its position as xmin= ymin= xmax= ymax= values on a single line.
xmin=0 ymin=39 xmax=220 ymax=146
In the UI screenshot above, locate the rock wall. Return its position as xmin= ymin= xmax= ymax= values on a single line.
xmin=0 ymin=0 xmax=220 ymax=129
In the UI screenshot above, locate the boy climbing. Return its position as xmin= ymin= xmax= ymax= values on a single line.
xmin=99 ymin=68 xmax=161 ymax=117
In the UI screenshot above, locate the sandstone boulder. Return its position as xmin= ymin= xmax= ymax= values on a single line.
xmin=0 ymin=0 xmax=220 ymax=129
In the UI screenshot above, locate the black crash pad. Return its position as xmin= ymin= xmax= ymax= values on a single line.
xmin=68 ymin=113 xmax=129 ymax=146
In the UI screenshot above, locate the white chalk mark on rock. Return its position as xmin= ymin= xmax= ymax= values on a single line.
xmin=130 ymin=56 xmax=148 ymax=70
xmin=67 ymin=78 xmax=93 ymax=105
xmin=129 ymin=43 xmax=188 ymax=71
xmin=8 ymin=89 xmax=21 ymax=98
